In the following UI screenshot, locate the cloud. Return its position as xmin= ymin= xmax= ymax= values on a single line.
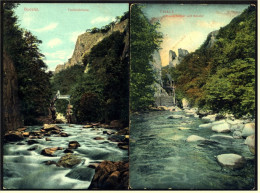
xmin=216 ymin=10 xmax=241 ymax=17
xmin=47 ymin=38 xmax=62 ymax=48
xmin=196 ymin=21 xmax=224 ymax=29
xmin=33 ymin=22 xmax=58 ymax=32
xmin=43 ymin=50 xmax=69 ymax=60
xmin=91 ymin=16 xmax=115 ymax=24
xmin=70 ymin=31 xmax=84 ymax=43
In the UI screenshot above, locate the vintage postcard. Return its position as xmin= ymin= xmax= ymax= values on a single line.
xmin=2 ymin=2 xmax=129 ymax=189
xmin=129 ymin=3 xmax=256 ymax=190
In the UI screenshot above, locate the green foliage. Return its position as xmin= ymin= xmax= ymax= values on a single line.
xmin=130 ymin=4 xmax=163 ymax=112
xmin=174 ymin=5 xmax=256 ymax=118
xmin=3 ymin=3 xmax=52 ymax=125
xmin=52 ymin=30 xmax=129 ymax=125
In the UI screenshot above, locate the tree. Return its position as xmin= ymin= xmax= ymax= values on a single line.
xmin=3 ymin=3 xmax=52 ymax=125
xmin=130 ymin=4 xmax=163 ymax=111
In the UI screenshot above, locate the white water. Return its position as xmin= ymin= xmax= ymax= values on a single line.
xmin=3 ymin=124 xmax=128 ymax=189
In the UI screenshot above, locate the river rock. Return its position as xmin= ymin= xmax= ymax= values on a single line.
xmin=241 ymin=123 xmax=255 ymax=137
xmin=245 ymin=135 xmax=255 ymax=155
xmin=43 ymin=124 xmax=61 ymax=131
xmin=212 ymin=123 xmax=231 ymax=133
xmin=232 ymin=131 xmax=242 ymax=139
xmin=178 ymin=127 xmax=190 ymax=130
xmin=88 ymin=163 xmax=100 ymax=169
xmin=89 ymin=160 xmax=128 ymax=189
xmin=230 ymin=124 xmax=244 ymax=132
xmin=4 ymin=132 xmax=24 ymax=142
xmin=110 ymin=120 xmax=123 ymax=129
xmin=57 ymin=153 xmax=82 ymax=168
xmin=202 ymin=114 xmax=216 ymax=122
xmin=68 ymin=141 xmax=81 ymax=149
xmin=168 ymin=115 xmax=185 ymax=119
xmin=117 ymin=127 xmax=129 ymax=135
xmin=59 ymin=132 xmax=69 ymax=137
xmin=83 ymin=125 xmax=92 ymax=128
xmin=22 ymin=132 xmax=30 ymax=137
xmin=216 ymin=154 xmax=246 ymax=169
xmin=27 ymin=139 xmax=39 ymax=145
xmin=41 ymin=147 xmax=63 ymax=156
xmin=94 ymin=137 xmax=105 ymax=140
xmin=17 ymin=128 xmax=27 ymax=132
xmin=199 ymin=123 xmax=212 ymax=129
xmin=157 ymin=106 xmax=168 ymax=111
xmin=186 ymin=135 xmax=206 ymax=142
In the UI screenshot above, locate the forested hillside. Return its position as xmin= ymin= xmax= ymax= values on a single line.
xmin=169 ymin=5 xmax=256 ymax=118
xmin=51 ymin=15 xmax=129 ymax=125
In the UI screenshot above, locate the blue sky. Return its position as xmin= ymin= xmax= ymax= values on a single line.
xmin=141 ymin=4 xmax=250 ymax=66
xmin=15 ymin=3 xmax=128 ymax=71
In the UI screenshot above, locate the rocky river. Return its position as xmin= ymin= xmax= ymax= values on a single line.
xmin=3 ymin=124 xmax=128 ymax=189
xmin=130 ymin=109 xmax=255 ymax=190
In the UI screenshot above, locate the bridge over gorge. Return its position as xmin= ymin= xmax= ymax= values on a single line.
xmin=50 ymin=90 xmax=73 ymax=123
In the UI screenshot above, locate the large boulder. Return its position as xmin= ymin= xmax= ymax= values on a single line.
xmin=245 ymin=135 xmax=255 ymax=155
xmin=89 ymin=161 xmax=128 ymax=190
xmin=212 ymin=123 xmax=231 ymax=133
xmin=57 ymin=153 xmax=82 ymax=168
xmin=199 ymin=123 xmax=212 ymax=129
xmin=186 ymin=135 xmax=206 ymax=142
xmin=216 ymin=154 xmax=246 ymax=169
xmin=202 ymin=114 xmax=216 ymax=122
xmin=241 ymin=123 xmax=255 ymax=137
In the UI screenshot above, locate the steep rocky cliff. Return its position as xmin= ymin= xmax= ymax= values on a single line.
xmin=54 ymin=64 xmax=65 ymax=74
xmin=58 ymin=19 xmax=128 ymax=72
xmin=204 ymin=30 xmax=219 ymax=49
xmin=3 ymin=52 xmax=23 ymax=133
xmin=150 ymin=50 xmax=168 ymax=97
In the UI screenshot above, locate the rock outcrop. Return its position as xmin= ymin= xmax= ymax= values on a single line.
xmin=89 ymin=160 xmax=129 ymax=190
xmin=205 ymin=30 xmax=219 ymax=49
xmin=168 ymin=48 xmax=189 ymax=67
xmin=3 ymin=52 xmax=23 ymax=133
xmin=54 ymin=64 xmax=65 ymax=74
xmin=61 ymin=19 xmax=128 ymax=73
